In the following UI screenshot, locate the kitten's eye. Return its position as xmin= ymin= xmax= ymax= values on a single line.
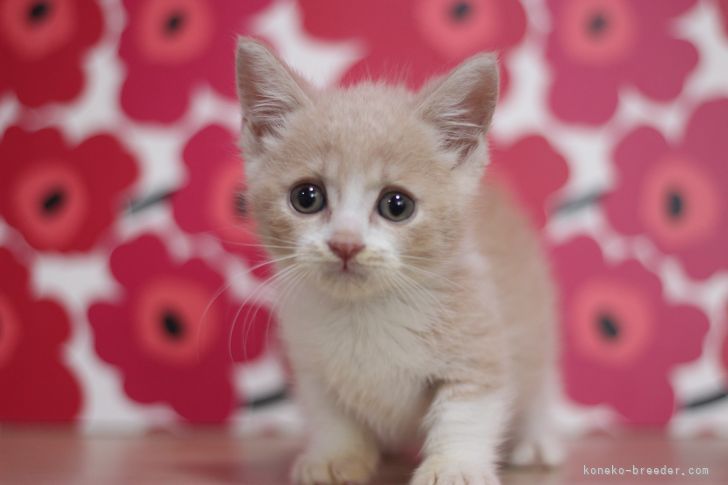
xmin=290 ymin=183 xmax=326 ymax=214
xmin=378 ymin=191 xmax=415 ymax=222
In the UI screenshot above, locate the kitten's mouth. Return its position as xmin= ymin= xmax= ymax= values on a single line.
xmin=315 ymin=260 xmax=380 ymax=299
xmin=324 ymin=261 xmax=366 ymax=279
xmin=339 ymin=263 xmax=361 ymax=275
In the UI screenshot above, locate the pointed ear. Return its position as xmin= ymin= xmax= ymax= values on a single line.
xmin=235 ymin=37 xmax=312 ymax=151
xmin=416 ymin=54 xmax=499 ymax=160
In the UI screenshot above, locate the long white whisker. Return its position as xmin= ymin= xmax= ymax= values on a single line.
xmin=399 ymin=262 xmax=465 ymax=291
xmin=229 ymin=264 xmax=301 ymax=362
xmin=395 ymin=270 xmax=451 ymax=320
xmin=197 ymin=252 xmax=300 ymax=359
xmin=264 ymin=267 xmax=310 ymax=349
xmin=240 ymin=266 xmax=302 ymax=361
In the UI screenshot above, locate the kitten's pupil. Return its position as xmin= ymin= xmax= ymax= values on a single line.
xmin=450 ymin=1 xmax=472 ymax=22
xmin=666 ymin=189 xmax=684 ymax=220
xmin=28 ymin=2 xmax=50 ymax=23
xmin=588 ymin=12 xmax=608 ymax=37
xmin=41 ymin=188 xmax=66 ymax=216
xmin=297 ymin=186 xmax=318 ymax=208
xmin=597 ymin=312 xmax=619 ymax=340
xmin=165 ymin=11 xmax=185 ymax=35
xmin=161 ymin=310 xmax=185 ymax=340
xmin=388 ymin=194 xmax=407 ymax=217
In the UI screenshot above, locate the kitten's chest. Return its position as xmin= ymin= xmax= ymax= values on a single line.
xmin=280 ymin=294 xmax=434 ymax=438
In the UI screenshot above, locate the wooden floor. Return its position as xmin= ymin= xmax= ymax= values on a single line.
xmin=0 ymin=427 xmax=725 ymax=484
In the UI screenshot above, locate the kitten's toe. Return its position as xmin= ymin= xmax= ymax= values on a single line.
xmin=410 ymin=458 xmax=500 ymax=485
xmin=507 ymin=435 xmax=564 ymax=467
xmin=291 ymin=450 xmax=378 ymax=484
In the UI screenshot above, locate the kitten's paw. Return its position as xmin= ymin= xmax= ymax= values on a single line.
xmin=291 ymin=450 xmax=378 ymax=484
xmin=507 ymin=435 xmax=564 ymax=467
xmin=410 ymin=458 xmax=500 ymax=485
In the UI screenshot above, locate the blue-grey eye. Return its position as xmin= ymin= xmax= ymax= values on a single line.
xmin=378 ymin=191 xmax=415 ymax=222
xmin=290 ymin=183 xmax=326 ymax=214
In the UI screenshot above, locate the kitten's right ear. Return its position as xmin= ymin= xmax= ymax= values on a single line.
xmin=416 ymin=53 xmax=499 ymax=162
xmin=236 ymin=37 xmax=312 ymax=151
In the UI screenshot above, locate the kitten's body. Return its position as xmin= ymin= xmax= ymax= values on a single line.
xmin=236 ymin=40 xmax=561 ymax=485
xmin=279 ymin=180 xmax=555 ymax=442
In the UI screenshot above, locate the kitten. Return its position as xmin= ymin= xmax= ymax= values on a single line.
xmin=235 ymin=38 xmax=562 ymax=485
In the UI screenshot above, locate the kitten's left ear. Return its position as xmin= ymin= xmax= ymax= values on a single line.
xmin=236 ymin=37 xmax=313 ymax=152
xmin=416 ymin=54 xmax=499 ymax=161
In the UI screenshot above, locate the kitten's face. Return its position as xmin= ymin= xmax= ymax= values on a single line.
xmin=245 ymin=88 xmax=474 ymax=299
xmin=236 ymin=40 xmax=498 ymax=300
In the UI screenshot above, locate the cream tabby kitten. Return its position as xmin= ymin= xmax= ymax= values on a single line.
xmin=235 ymin=38 xmax=561 ymax=485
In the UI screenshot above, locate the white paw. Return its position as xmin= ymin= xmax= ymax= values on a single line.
xmin=410 ymin=458 xmax=500 ymax=485
xmin=291 ymin=450 xmax=378 ymax=484
xmin=507 ymin=435 xmax=564 ymax=467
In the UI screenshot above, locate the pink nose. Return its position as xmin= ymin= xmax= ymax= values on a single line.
xmin=327 ymin=240 xmax=364 ymax=262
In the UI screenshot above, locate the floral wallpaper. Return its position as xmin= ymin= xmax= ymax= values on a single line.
xmin=0 ymin=0 xmax=726 ymax=432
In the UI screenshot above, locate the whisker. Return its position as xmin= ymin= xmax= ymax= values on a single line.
xmin=394 ymin=270 xmax=452 ymax=320
xmin=240 ymin=267 xmax=301 ymax=361
xmin=199 ymin=253 xmax=301 ymax=352
xmin=197 ymin=279 xmax=236 ymax=362
xmin=229 ymin=264 xmax=301 ymax=362
xmin=195 ymin=254 xmax=299 ymax=363
xmin=242 ymin=265 xmax=309 ymax=362
xmin=398 ymin=263 xmax=466 ymax=291
xmin=264 ymin=267 xmax=310 ymax=348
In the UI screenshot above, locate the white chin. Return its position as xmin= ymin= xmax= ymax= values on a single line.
xmin=317 ymin=267 xmax=381 ymax=299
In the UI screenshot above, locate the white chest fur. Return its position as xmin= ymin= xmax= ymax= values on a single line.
xmin=278 ymin=287 xmax=437 ymax=443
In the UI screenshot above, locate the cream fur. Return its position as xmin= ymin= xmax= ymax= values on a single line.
xmin=236 ymin=38 xmax=562 ymax=485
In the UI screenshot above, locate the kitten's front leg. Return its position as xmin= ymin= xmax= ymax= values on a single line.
xmin=411 ymin=382 xmax=510 ymax=485
xmin=292 ymin=373 xmax=380 ymax=485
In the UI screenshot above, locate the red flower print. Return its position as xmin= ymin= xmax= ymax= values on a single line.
xmin=0 ymin=0 xmax=103 ymax=107
xmin=604 ymin=98 xmax=728 ymax=280
xmin=546 ymin=0 xmax=698 ymax=124
xmin=119 ymin=0 xmax=271 ymax=122
xmin=0 ymin=126 xmax=138 ymax=253
xmin=552 ymin=236 xmax=708 ymax=425
xmin=487 ymin=134 xmax=569 ymax=229
xmin=0 ymin=247 xmax=82 ymax=422
xmin=298 ymin=0 xmax=526 ymax=92
xmin=719 ymin=0 xmax=728 ymax=36
xmin=172 ymin=125 xmax=271 ymax=279
xmin=88 ymin=235 xmax=272 ymax=423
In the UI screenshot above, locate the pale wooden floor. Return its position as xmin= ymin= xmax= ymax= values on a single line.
xmin=0 ymin=427 xmax=725 ymax=484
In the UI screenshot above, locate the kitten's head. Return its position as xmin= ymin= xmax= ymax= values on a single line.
xmin=235 ymin=38 xmax=498 ymax=300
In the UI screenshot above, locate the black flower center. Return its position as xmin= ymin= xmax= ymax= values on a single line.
xmin=597 ymin=312 xmax=620 ymax=341
xmin=164 ymin=11 xmax=185 ymax=35
xmin=450 ymin=1 xmax=472 ymax=22
xmin=161 ymin=310 xmax=185 ymax=340
xmin=587 ymin=11 xmax=609 ymax=38
xmin=41 ymin=187 xmax=66 ymax=216
xmin=234 ymin=189 xmax=247 ymax=218
xmin=665 ymin=189 xmax=685 ymax=221
xmin=28 ymin=1 xmax=51 ymax=24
